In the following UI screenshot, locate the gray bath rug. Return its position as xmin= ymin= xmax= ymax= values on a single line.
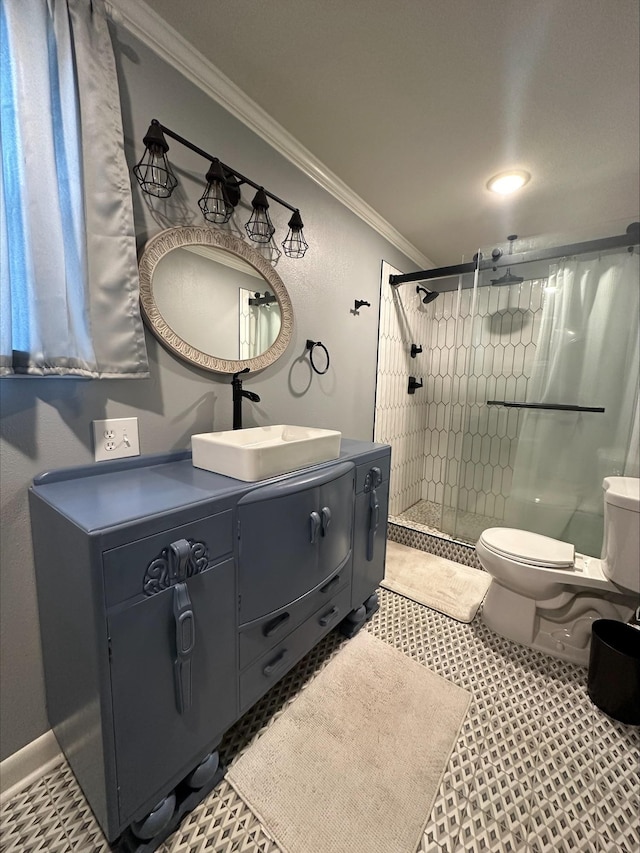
xmin=226 ymin=630 xmax=470 ymax=853
xmin=381 ymin=540 xmax=491 ymax=622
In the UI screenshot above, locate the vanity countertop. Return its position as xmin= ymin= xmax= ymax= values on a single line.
xmin=30 ymin=438 xmax=390 ymax=533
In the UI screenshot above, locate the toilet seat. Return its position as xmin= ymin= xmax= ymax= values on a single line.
xmin=479 ymin=528 xmax=575 ymax=569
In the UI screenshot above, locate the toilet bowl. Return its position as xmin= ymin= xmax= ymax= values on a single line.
xmin=476 ymin=477 xmax=640 ymax=666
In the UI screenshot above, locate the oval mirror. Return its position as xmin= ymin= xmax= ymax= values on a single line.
xmin=138 ymin=226 xmax=294 ymax=374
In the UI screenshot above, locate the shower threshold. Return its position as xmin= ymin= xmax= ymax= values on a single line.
xmin=390 ymin=499 xmax=503 ymax=546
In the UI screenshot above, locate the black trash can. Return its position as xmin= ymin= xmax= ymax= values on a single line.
xmin=587 ymin=619 xmax=640 ymax=725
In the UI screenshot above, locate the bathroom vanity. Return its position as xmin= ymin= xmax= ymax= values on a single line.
xmin=29 ymin=438 xmax=390 ymax=849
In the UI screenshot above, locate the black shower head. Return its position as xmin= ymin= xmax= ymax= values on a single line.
xmin=490 ymin=267 xmax=524 ymax=286
xmin=416 ymin=285 xmax=438 ymax=304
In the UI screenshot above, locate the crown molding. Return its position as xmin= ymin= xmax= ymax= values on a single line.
xmin=105 ymin=0 xmax=432 ymax=269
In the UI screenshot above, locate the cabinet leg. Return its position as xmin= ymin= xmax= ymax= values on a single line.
xmin=113 ymin=751 xmax=224 ymax=853
xmin=130 ymin=794 xmax=177 ymax=842
xmin=185 ymin=749 xmax=220 ymax=789
xmin=339 ymin=592 xmax=379 ymax=638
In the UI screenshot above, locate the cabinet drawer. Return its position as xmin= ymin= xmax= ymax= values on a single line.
xmin=103 ymin=511 xmax=233 ymax=607
xmin=239 ymin=561 xmax=350 ymax=670
xmin=239 ymin=585 xmax=351 ymax=713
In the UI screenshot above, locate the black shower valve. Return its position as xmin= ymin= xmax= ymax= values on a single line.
xmin=408 ymin=376 xmax=423 ymax=394
xmin=410 ymin=343 xmax=422 ymax=358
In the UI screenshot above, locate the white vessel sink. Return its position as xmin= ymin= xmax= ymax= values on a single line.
xmin=191 ymin=425 xmax=342 ymax=481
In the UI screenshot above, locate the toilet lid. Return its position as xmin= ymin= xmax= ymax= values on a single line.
xmin=479 ymin=528 xmax=575 ymax=568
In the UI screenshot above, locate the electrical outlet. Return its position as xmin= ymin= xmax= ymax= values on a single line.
xmin=92 ymin=418 xmax=140 ymax=462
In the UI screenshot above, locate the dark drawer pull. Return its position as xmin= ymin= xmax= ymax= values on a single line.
xmin=263 ymin=649 xmax=288 ymax=677
xmin=173 ymin=581 xmax=195 ymax=715
xmin=262 ymin=611 xmax=290 ymax=637
xmin=309 ymin=511 xmax=321 ymax=543
xmin=367 ymin=487 xmax=379 ymax=562
xmin=320 ymin=575 xmax=341 ymax=595
xmin=319 ymin=606 xmax=339 ymax=627
xmin=320 ymin=506 xmax=332 ymax=536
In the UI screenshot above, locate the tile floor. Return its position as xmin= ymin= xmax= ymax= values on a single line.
xmin=1 ymin=580 xmax=638 ymax=852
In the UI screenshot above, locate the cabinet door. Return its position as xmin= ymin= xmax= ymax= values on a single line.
xmin=317 ymin=467 xmax=354 ymax=576
xmin=238 ymin=485 xmax=319 ymax=624
xmin=108 ymin=559 xmax=236 ymax=826
xmin=237 ymin=461 xmax=355 ymax=625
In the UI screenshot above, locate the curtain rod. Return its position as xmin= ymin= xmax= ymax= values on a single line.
xmin=389 ymin=221 xmax=640 ymax=286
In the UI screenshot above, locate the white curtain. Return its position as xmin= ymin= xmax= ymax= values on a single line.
xmin=0 ymin=0 xmax=149 ymax=377
xmin=248 ymin=303 xmax=279 ymax=358
xmin=238 ymin=290 xmax=280 ymax=359
xmin=505 ymin=250 xmax=640 ymax=556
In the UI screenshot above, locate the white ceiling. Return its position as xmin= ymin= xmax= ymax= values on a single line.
xmin=141 ymin=0 xmax=639 ymax=267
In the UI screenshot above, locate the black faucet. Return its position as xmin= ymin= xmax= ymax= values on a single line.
xmin=231 ymin=368 xmax=261 ymax=430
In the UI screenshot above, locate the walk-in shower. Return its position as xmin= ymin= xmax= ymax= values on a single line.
xmin=375 ymin=222 xmax=640 ymax=558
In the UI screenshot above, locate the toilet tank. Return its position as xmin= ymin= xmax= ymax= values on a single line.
xmin=601 ymin=477 xmax=640 ymax=593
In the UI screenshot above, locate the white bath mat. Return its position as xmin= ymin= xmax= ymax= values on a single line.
xmin=381 ymin=540 xmax=491 ymax=622
xmin=226 ymin=631 xmax=470 ymax=853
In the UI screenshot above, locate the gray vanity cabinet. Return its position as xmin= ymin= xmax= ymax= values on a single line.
xmin=29 ymin=440 xmax=390 ymax=849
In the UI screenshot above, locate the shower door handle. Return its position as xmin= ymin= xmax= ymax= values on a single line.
xmin=486 ymin=400 xmax=605 ymax=413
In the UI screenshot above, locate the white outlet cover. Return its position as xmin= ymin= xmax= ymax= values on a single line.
xmin=92 ymin=417 xmax=140 ymax=462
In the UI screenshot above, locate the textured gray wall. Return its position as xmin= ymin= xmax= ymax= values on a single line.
xmin=0 ymin=26 xmax=416 ymax=759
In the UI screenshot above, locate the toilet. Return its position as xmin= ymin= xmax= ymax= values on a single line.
xmin=476 ymin=477 xmax=640 ymax=666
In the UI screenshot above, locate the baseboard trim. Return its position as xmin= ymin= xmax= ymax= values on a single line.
xmin=0 ymin=730 xmax=63 ymax=803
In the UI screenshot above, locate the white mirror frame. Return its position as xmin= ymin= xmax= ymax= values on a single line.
xmin=138 ymin=226 xmax=294 ymax=374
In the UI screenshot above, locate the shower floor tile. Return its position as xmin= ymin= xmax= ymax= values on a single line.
xmin=2 ymin=578 xmax=638 ymax=853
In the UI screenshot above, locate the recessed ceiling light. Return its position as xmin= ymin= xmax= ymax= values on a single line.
xmin=486 ymin=170 xmax=531 ymax=195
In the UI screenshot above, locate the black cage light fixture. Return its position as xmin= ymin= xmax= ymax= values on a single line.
xmin=133 ymin=119 xmax=308 ymax=258
xmin=198 ymin=158 xmax=236 ymax=224
xmin=281 ymin=209 xmax=309 ymax=259
xmin=132 ymin=120 xmax=178 ymax=198
xmin=245 ymin=188 xmax=275 ymax=243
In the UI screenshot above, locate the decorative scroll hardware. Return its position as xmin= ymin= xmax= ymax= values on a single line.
xmin=364 ymin=466 xmax=383 ymax=493
xmin=143 ymin=538 xmax=209 ymax=596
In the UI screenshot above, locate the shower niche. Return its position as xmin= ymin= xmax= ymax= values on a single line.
xmin=376 ymin=222 xmax=640 ymax=558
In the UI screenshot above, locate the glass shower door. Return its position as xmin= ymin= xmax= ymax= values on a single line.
xmin=449 ymin=242 xmax=639 ymax=556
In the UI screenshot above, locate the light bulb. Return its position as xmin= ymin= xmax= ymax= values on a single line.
xmin=487 ymin=170 xmax=531 ymax=195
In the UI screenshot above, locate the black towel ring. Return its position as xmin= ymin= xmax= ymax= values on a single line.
xmin=306 ymin=339 xmax=330 ymax=375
